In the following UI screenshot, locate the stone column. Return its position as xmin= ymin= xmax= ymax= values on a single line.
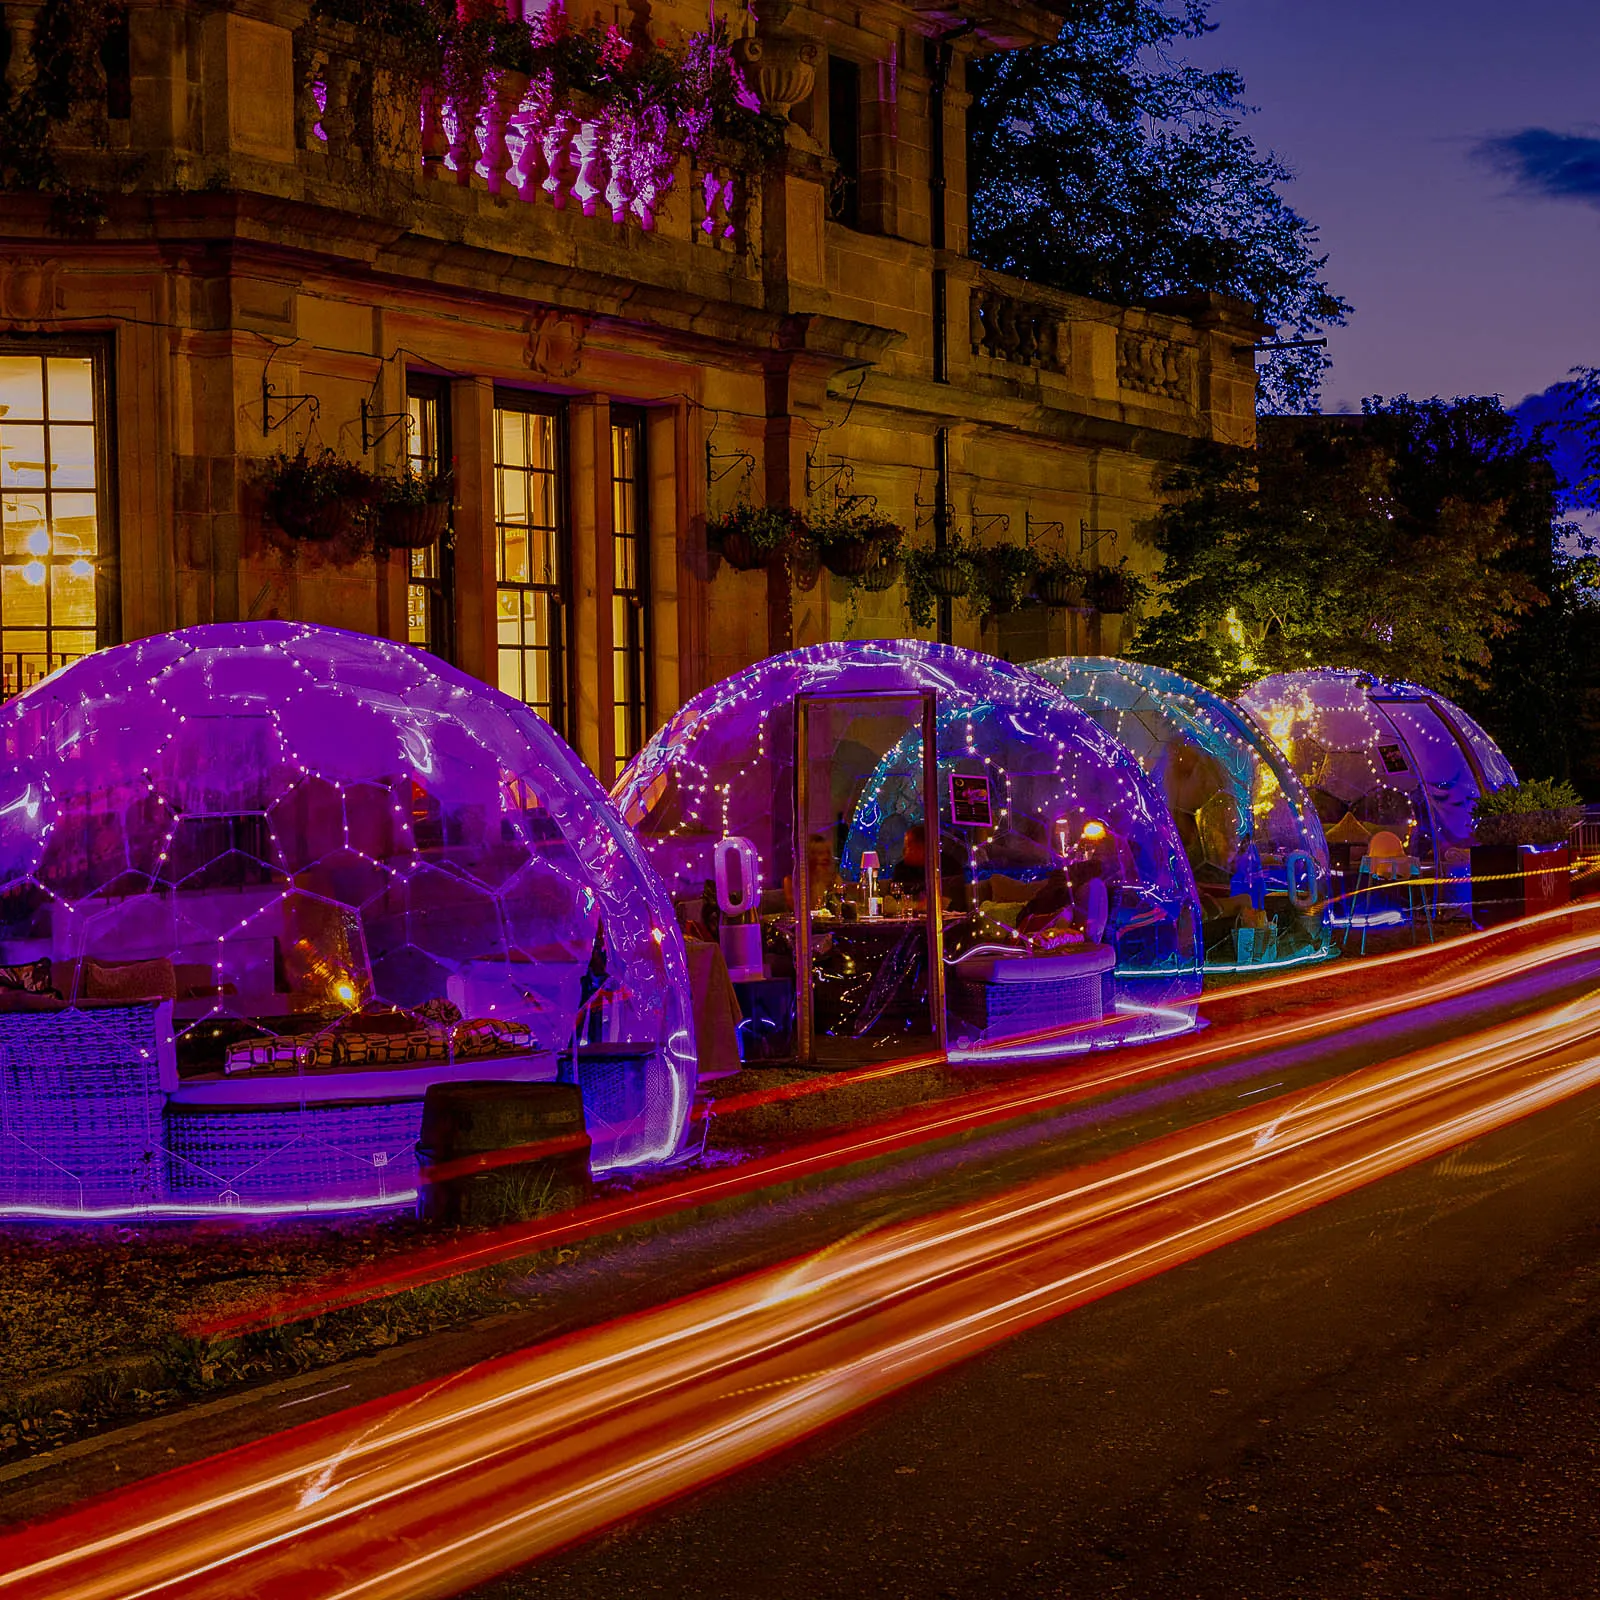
xmin=647 ymin=404 xmax=683 ymax=724
xmin=568 ymin=395 xmax=613 ymax=778
xmin=449 ymin=376 xmax=497 ymax=688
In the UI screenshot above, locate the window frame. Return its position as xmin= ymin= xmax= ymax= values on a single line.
xmin=491 ymin=388 xmax=572 ymax=740
xmin=826 ymin=53 xmax=863 ymax=228
xmin=404 ymin=373 xmax=455 ymax=664
xmin=0 ymin=334 xmax=119 ymax=702
xmin=609 ymin=406 xmax=652 ymax=782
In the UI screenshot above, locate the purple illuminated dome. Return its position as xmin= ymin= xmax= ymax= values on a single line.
xmin=0 ymin=623 xmax=693 ymax=1217
xmin=614 ymin=641 xmax=1202 ymax=1057
xmin=1239 ymin=669 xmax=1516 ymax=866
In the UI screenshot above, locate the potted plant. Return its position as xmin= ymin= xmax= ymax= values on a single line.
xmin=1034 ymin=555 xmax=1088 ymax=609
xmin=812 ymin=508 xmax=902 ymax=579
xmin=1469 ymin=779 xmax=1583 ymax=927
xmin=261 ymin=448 xmax=376 ymax=545
xmin=375 ymin=466 xmax=453 ymax=550
xmin=706 ymin=503 xmax=803 ymax=571
xmin=967 ymin=541 xmax=1040 ymax=618
xmin=1085 ymin=557 xmax=1147 ymax=616
xmin=900 ymin=540 xmax=972 ymax=628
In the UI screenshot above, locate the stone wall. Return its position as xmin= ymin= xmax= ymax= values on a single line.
xmin=0 ymin=0 xmax=1263 ymax=777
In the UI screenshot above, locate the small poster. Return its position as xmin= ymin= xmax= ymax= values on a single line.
xmin=1377 ymin=743 xmax=1409 ymax=774
xmin=949 ymin=772 xmax=994 ymax=828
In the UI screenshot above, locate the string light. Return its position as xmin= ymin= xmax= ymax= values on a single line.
xmin=0 ymin=621 xmax=695 ymax=1219
xmin=1031 ymin=656 xmax=1334 ymax=971
xmin=614 ymin=640 xmax=1207 ymax=1060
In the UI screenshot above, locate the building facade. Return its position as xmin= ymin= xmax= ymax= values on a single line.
xmin=0 ymin=0 xmax=1261 ymax=781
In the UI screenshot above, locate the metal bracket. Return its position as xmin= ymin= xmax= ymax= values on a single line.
xmin=805 ymin=451 xmax=853 ymax=501
xmin=262 ymin=377 xmax=319 ymax=437
xmin=1080 ymin=518 xmax=1119 ymax=559
xmin=706 ymin=442 xmax=756 ymax=490
xmin=971 ymin=506 xmax=1010 ymax=540
xmin=360 ymin=399 xmax=414 ymax=454
xmin=1025 ymin=512 xmax=1064 ymax=547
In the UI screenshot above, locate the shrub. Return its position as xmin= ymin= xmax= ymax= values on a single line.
xmin=1471 ymin=779 xmax=1584 ymax=846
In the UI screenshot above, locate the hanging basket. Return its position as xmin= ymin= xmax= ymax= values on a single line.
xmin=821 ymin=534 xmax=885 ymax=578
xmin=789 ymin=539 xmax=822 ymax=592
xmin=1036 ymin=569 xmax=1087 ymax=608
xmin=857 ymin=552 xmax=902 ymax=593
xmin=266 ymin=491 xmax=369 ymax=544
xmin=716 ymin=528 xmax=774 ymax=572
xmin=1089 ymin=570 xmax=1132 ymax=614
xmin=923 ymin=551 xmax=967 ymax=598
xmin=378 ymin=500 xmax=450 ymax=551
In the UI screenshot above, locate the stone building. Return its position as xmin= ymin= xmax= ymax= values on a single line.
xmin=0 ymin=0 xmax=1261 ymax=782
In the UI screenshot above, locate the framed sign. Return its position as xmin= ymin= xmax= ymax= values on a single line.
xmin=1377 ymin=743 xmax=1409 ymax=774
xmin=949 ymin=772 xmax=993 ymax=828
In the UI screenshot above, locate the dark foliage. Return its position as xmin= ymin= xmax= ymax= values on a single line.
xmin=968 ymin=0 xmax=1348 ymax=412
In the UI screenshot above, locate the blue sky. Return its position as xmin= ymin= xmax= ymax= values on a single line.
xmin=1191 ymin=0 xmax=1600 ymax=413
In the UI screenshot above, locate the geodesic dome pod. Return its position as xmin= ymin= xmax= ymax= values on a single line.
xmin=614 ymin=641 xmax=1202 ymax=1057
xmin=1238 ymin=669 xmax=1516 ymax=870
xmin=0 ymin=623 xmax=693 ymax=1216
xmin=1029 ymin=658 xmax=1331 ymax=969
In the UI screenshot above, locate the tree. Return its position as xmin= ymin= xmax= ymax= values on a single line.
xmin=1126 ymin=399 xmax=1556 ymax=721
xmin=967 ymin=0 xmax=1349 ymax=412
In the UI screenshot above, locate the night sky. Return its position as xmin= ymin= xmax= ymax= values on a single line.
xmin=1192 ymin=0 xmax=1600 ymax=414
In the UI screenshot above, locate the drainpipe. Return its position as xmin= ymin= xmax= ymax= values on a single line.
xmin=927 ymin=24 xmax=973 ymax=386
xmin=934 ymin=426 xmax=952 ymax=644
xmin=927 ymin=26 xmax=972 ymax=646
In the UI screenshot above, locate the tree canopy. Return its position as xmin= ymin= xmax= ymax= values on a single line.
xmin=967 ymin=0 xmax=1348 ymax=412
xmin=1126 ymin=395 xmax=1600 ymax=784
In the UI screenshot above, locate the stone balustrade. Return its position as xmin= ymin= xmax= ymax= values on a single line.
xmin=968 ymin=282 xmax=1065 ymax=372
xmin=296 ymin=21 xmax=754 ymax=253
xmin=1117 ymin=330 xmax=1191 ymax=402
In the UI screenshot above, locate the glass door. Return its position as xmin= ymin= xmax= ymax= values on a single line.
xmin=793 ymin=692 xmax=945 ymax=1064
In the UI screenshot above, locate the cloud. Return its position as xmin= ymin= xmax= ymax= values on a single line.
xmin=1473 ymin=128 xmax=1600 ymax=208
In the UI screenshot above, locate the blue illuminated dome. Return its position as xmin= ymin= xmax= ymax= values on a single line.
xmin=0 ymin=623 xmax=693 ymax=1217
xmin=615 ymin=640 xmax=1202 ymax=1057
xmin=1030 ymin=657 xmax=1330 ymax=969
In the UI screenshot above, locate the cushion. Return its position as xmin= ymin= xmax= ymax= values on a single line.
xmin=0 ymin=957 xmax=56 ymax=996
xmin=83 ymin=956 xmax=177 ymax=1002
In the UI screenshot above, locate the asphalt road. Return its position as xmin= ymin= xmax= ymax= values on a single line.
xmin=476 ymin=1071 xmax=1600 ymax=1600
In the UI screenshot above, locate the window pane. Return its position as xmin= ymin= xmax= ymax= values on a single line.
xmin=0 ymin=347 xmax=109 ymax=701
xmin=497 ymin=648 xmax=523 ymax=699
xmin=407 ymin=393 xmax=437 ymax=474
xmin=46 ymin=358 xmax=94 ymax=422
xmin=47 ymin=424 xmax=96 ymax=489
xmin=51 ymin=562 xmax=96 ymax=628
xmin=3 ymin=495 xmax=45 ymax=557
xmin=3 ymin=563 xmax=48 ymax=628
xmin=0 ymin=359 xmax=43 ymax=421
xmin=498 ymin=469 xmax=527 ymax=524
xmin=51 ymin=491 xmax=97 ymax=556
xmin=1 ymin=425 xmax=46 ymax=488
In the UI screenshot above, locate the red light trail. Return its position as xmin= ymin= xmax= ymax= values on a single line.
xmin=5 ymin=955 xmax=1599 ymax=1600
xmin=191 ymin=903 xmax=1600 ymax=1337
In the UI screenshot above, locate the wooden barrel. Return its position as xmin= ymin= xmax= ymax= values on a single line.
xmin=416 ymin=1080 xmax=592 ymax=1227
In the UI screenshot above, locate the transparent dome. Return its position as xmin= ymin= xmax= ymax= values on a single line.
xmin=0 ymin=623 xmax=692 ymax=1217
xmin=614 ymin=641 xmax=1202 ymax=1058
xmin=1029 ymin=658 xmax=1331 ymax=969
xmin=1239 ymin=668 xmax=1517 ymax=869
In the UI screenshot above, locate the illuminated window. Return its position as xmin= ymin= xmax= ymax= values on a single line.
xmin=405 ymin=379 xmax=453 ymax=661
xmin=493 ymin=396 xmax=567 ymax=733
xmin=610 ymin=412 xmax=650 ymax=781
xmin=0 ymin=346 xmax=112 ymax=700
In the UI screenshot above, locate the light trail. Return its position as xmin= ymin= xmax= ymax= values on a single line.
xmin=6 ymin=973 xmax=1600 ymax=1600
xmin=192 ymin=904 xmax=1600 ymax=1337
